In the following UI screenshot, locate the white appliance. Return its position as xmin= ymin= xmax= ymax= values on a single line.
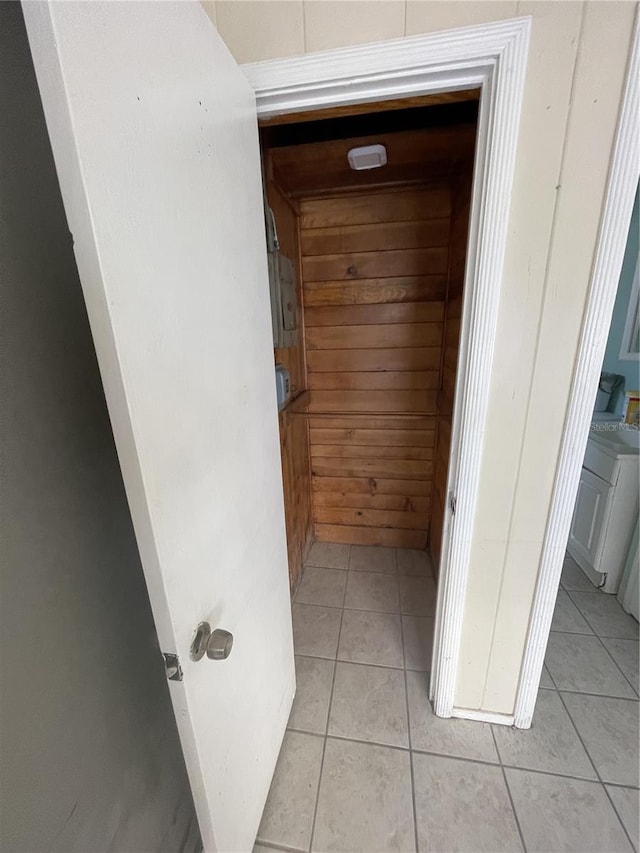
xmin=567 ymin=421 xmax=640 ymax=593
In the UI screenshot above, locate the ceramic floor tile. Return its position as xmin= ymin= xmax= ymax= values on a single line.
xmin=292 ymin=603 xmax=341 ymax=659
xmin=402 ymin=615 xmax=434 ymax=671
xmin=344 ymin=571 xmax=400 ymax=614
xmin=539 ymin=665 xmax=554 ymax=688
xmin=545 ymin=632 xmax=636 ymax=698
xmin=396 ymin=548 xmax=432 ymax=576
xmin=328 ymin=661 xmax=409 ymax=748
xmin=399 ymin=574 xmax=437 ymax=616
xmin=601 ymin=637 xmax=640 ymax=694
xmin=349 ymin=544 xmax=396 ymax=573
xmin=413 ymin=753 xmax=522 ymax=852
xmin=257 ymin=731 xmax=324 ymax=851
xmin=295 ymin=566 xmax=347 ymax=608
xmin=569 ymin=591 xmax=640 ymax=639
xmin=305 ymin=541 xmax=350 ymax=570
xmin=338 ymin=609 xmax=403 ymax=668
xmin=551 ymin=589 xmax=593 ymax=634
xmin=493 ymin=688 xmax=596 ymax=779
xmin=562 ymin=692 xmax=640 ymax=787
xmin=561 ymin=554 xmax=598 ymax=591
xmin=606 ymin=786 xmax=640 ymax=851
xmin=407 ymin=671 xmax=498 ymax=762
xmin=312 ymin=738 xmax=415 ymax=853
xmin=288 ymin=655 xmax=335 ymax=734
xmin=505 ymin=768 xmax=633 ymax=853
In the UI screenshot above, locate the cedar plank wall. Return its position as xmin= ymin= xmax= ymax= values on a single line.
xmin=428 ymin=173 xmax=472 ymax=569
xmin=267 ymin=182 xmax=313 ymax=589
xmin=301 ymin=186 xmax=452 ymax=548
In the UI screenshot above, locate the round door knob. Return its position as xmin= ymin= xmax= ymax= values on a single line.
xmin=191 ymin=622 xmax=233 ymax=662
xmin=206 ymin=628 xmax=233 ymax=660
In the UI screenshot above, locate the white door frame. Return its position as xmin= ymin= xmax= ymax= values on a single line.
xmin=242 ymin=17 xmax=531 ymax=721
xmin=514 ymin=14 xmax=639 ymax=728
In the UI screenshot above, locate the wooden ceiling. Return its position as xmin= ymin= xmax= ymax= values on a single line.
xmin=267 ymin=123 xmax=477 ymax=198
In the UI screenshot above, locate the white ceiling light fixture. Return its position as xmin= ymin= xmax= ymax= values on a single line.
xmin=347 ymin=143 xmax=387 ymax=171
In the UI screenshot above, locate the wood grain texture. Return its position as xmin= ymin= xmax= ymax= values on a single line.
xmin=306 ymin=322 xmax=443 ymax=350
xmin=307 ymin=347 xmax=441 ymax=373
xmin=303 ymin=276 xmax=448 ymax=307
xmin=301 ymin=187 xmax=454 ymax=545
xmin=271 ymin=126 xmax=477 ymax=198
xmin=312 ymin=475 xmax=431 ymax=496
xmin=301 ymin=219 xmax=450 ymax=256
xmin=311 ymin=457 xmax=432 ymax=480
xmin=258 ymin=88 xmax=480 ymax=127
xmin=315 ymin=524 xmax=427 ymax=548
xmin=428 ymin=171 xmax=471 ymax=573
xmin=311 ymin=444 xmax=433 ymax=460
xmin=314 ymin=506 xmax=429 ymax=530
xmin=305 ymin=389 xmax=438 ymax=414
xmin=307 ymin=370 xmax=440 ymax=390
xmin=310 ymin=427 xmax=435 ymax=446
xmin=303 ymin=248 xmax=448 ymax=282
xmin=314 ymin=492 xmax=431 ymax=513
xmin=300 ymin=187 xmax=451 ymax=229
xmin=266 ymin=179 xmax=312 ymax=589
xmin=304 ymin=301 xmax=445 ymax=327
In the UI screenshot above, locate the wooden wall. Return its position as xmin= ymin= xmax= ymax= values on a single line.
xmin=300 ymin=186 xmax=453 ymax=548
xmin=428 ymin=173 xmax=472 ymax=569
xmin=267 ymin=182 xmax=313 ymax=589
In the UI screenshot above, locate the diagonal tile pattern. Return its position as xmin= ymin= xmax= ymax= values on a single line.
xmin=257 ymin=546 xmax=639 ymax=853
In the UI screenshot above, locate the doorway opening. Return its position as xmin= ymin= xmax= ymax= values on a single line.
xmin=260 ymin=92 xmax=480 ymax=692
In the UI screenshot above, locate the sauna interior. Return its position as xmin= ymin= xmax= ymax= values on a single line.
xmin=262 ymin=94 xmax=479 ymax=590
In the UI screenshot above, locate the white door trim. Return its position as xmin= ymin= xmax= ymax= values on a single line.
xmin=242 ymin=17 xmax=531 ymax=721
xmin=513 ymin=14 xmax=639 ymax=729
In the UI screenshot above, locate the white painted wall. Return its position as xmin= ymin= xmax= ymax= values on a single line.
xmin=207 ymin=0 xmax=636 ymax=714
xmin=0 ymin=5 xmax=200 ymax=850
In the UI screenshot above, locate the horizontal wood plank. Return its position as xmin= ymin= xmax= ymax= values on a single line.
xmin=313 ymin=492 xmax=430 ymax=513
xmin=312 ymin=475 xmax=431 ymax=496
xmin=307 ymin=371 xmax=440 ymax=391
xmin=306 ymin=323 xmax=442 ymax=351
xmin=301 ymin=218 xmax=450 ymax=256
xmin=314 ymin=506 xmax=429 ymax=530
xmin=300 ymin=188 xmax=451 ymax=229
xmin=311 ymin=457 xmax=432 ymax=480
xmin=315 ymin=523 xmax=427 ymax=549
xmin=259 ymin=89 xmax=479 ymax=126
xmin=303 ymin=248 xmax=448 ymax=282
xmin=306 ymin=389 xmax=438 ymax=414
xmin=303 ymin=276 xmax=448 ymax=306
xmin=304 ymin=301 xmax=444 ymax=327
xmin=308 ymin=417 xmax=436 ymax=432
xmin=307 ymin=347 xmax=441 ymax=373
xmin=309 ymin=427 xmax=435 ymax=447
xmin=311 ymin=444 xmax=433 ymax=461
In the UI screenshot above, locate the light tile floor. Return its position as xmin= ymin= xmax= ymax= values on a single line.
xmin=256 ymin=546 xmax=639 ymax=853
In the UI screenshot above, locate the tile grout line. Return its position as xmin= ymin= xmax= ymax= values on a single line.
xmin=490 ymin=725 xmax=529 ymax=853
xmin=306 ymin=547 xmax=350 ymax=853
xmin=397 ymin=548 xmax=420 ymax=853
xmin=295 ymin=649 xmax=428 ymax=674
xmin=543 ymin=686 xmax=639 ymax=703
xmin=282 ymin=729 xmax=640 ymax=786
xmin=560 ymin=593 xmax=640 ymax=699
xmin=565 ymin=586 xmax=639 ymax=637
xmin=548 ymin=666 xmax=639 ymax=851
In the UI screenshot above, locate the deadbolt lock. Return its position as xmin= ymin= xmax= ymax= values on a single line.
xmin=190 ymin=622 xmax=233 ymax=662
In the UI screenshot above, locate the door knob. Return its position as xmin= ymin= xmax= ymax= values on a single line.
xmin=191 ymin=622 xmax=233 ymax=661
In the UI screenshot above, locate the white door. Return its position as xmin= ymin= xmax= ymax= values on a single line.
xmin=568 ymin=468 xmax=612 ymax=571
xmin=23 ymin=3 xmax=294 ymax=851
